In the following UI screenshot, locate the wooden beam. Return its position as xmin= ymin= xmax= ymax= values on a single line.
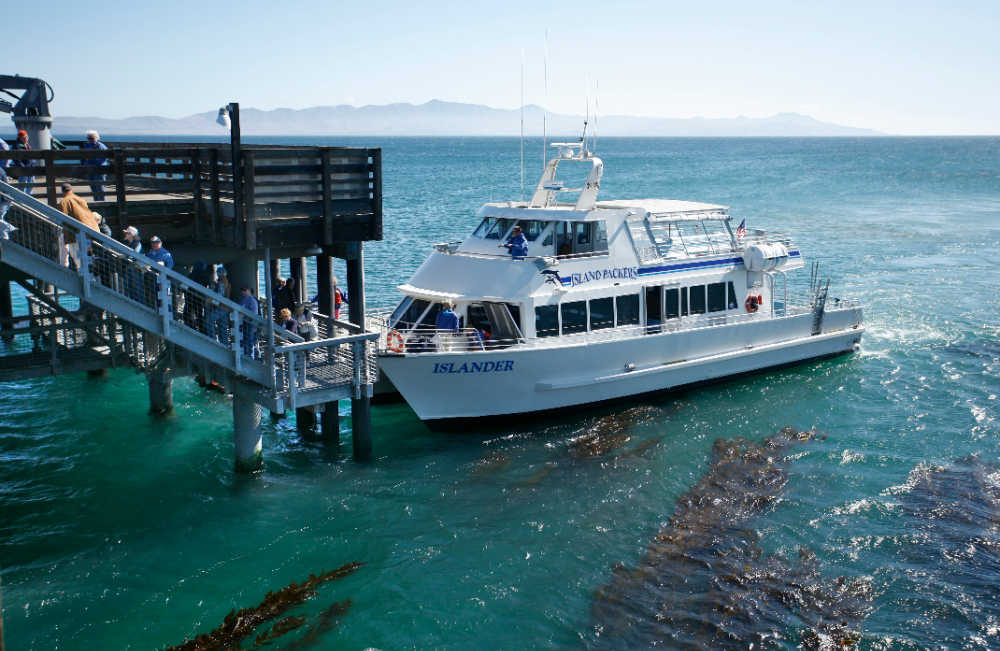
xmin=243 ymin=150 xmax=256 ymax=249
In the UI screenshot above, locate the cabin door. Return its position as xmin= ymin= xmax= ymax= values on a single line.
xmin=645 ymin=286 xmax=663 ymax=333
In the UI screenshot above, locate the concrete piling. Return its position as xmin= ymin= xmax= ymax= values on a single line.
xmin=233 ymin=396 xmax=263 ymax=472
xmin=147 ymin=370 xmax=174 ymax=415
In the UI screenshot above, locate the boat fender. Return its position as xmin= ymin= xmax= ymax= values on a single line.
xmin=386 ymin=329 xmax=405 ymax=353
xmin=745 ymin=295 xmax=759 ymax=313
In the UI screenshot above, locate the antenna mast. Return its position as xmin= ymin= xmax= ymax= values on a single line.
xmin=543 ymin=29 xmax=549 ymax=174
xmin=520 ymin=49 xmax=525 ymax=201
xmin=594 ymin=79 xmax=599 ymax=155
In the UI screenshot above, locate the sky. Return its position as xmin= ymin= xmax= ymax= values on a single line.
xmin=6 ymin=0 xmax=999 ymax=135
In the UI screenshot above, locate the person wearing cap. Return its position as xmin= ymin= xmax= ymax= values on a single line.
xmin=122 ymin=226 xmax=141 ymax=254
xmin=501 ymin=224 xmax=528 ymax=259
xmin=146 ymin=235 xmax=174 ymax=269
xmin=82 ymin=130 xmax=109 ymax=201
xmin=11 ymin=130 xmax=34 ymax=195
xmin=58 ymin=183 xmax=100 ymax=269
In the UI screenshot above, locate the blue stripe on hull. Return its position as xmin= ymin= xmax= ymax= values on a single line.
xmin=557 ymin=250 xmax=800 ymax=285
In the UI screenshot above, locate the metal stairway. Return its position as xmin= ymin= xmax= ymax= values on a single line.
xmin=0 ymin=181 xmax=376 ymax=411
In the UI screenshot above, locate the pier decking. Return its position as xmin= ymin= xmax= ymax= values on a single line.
xmin=0 ymin=135 xmax=383 ymax=469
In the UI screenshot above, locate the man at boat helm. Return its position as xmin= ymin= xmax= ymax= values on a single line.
xmin=501 ymin=225 xmax=528 ymax=259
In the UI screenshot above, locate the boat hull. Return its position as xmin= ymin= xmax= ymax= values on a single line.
xmin=378 ymin=307 xmax=864 ymax=422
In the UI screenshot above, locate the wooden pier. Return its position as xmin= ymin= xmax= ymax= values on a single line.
xmin=0 ymin=125 xmax=383 ymax=467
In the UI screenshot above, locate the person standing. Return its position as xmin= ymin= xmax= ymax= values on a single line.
xmin=122 ymin=226 xmax=141 ymax=253
xmin=278 ymin=307 xmax=298 ymax=334
xmin=501 ymin=225 xmax=528 ymax=259
xmin=0 ymin=142 xmax=13 ymax=237
xmin=435 ymin=301 xmax=460 ymax=332
xmin=58 ymin=183 xmax=100 ymax=268
xmin=82 ymin=130 xmax=109 ymax=201
xmin=238 ymin=286 xmax=259 ymax=357
xmin=11 ymin=131 xmax=34 ymax=195
xmin=146 ymin=235 xmax=174 ymax=269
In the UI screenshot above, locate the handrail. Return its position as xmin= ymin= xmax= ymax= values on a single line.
xmin=0 ymin=180 xmax=269 ymax=329
xmin=276 ymin=330 xmax=378 ymax=353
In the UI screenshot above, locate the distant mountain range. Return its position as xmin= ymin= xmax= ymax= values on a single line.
xmin=55 ymin=100 xmax=882 ymax=137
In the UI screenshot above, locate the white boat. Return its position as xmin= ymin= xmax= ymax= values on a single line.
xmin=371 ymin=139 xmax=864 ymax=424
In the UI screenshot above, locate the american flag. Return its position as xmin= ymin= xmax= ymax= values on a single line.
xmin=736 ymin=218 xmax=746 ymax=241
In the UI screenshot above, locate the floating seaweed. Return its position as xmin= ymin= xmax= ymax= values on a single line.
xmin=590 ymin=427 xmax=872 ymax=649
xmin=888 ymin=455 xmax=1000 ymax=644
xmin=568 ymin=405 xmax=661 ymax=459
xmin=166 ymin=562 xmax=362 ymax=651
xmin=285 ymin=600 xmax=353 ymax=649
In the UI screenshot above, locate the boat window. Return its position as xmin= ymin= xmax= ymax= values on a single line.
xmin=485 ymin=218 xmax=515 ymax=240
xmin=575 ymin=223 xmax=593 ymax=251
xmin=542 ymin=229 xmax=554 ymax=247
xmin=690 ymin=285 xmax=706 ymax=315
xmin=467 ymin=303 xmax=491 ymax=333
xmin=515 ymin=220 xmax=547 ymax=242
xmin=727 ymin=281 xmax=738 ymax=310
xmin=665 ymin=288 xmax=679 ymax=319
xmin=680 ymin=287 xmax=689 ymax=316
xmin=535 ymin=305 xmax=559 ymax=338
xmin=707 ymin=282 xmax=726 ymax=313
xmin=421 ymin=302 xmax=443 ymax=329
xmin=473 ymin=217 xmax=495 ymax=238
xmin=645 ymin=286 xmax=662 ymax=327
xmin=556 ymin=222 xmax=572 ymax=255
xmin=483 ymin=302 xmax=523 ymax=342
xmin=561 ymin=301 xmax=587 ymax=335
xmin=396 ymin=298 xmax=430 ymax=329
xmin=508 ymin=304 xmax=522 ymax=333
xmin=616 ymin=294 xmax=640 ymax=326
xmin=594 ymin=221 xmax=608 ymax=251
xmin=590 ymin=297 xmax=614 ymax=330
xmin=389 ymin=296 xmax=414 ymax=327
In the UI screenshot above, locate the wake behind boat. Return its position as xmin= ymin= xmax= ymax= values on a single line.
xmin=370 ymin=138 xmax=863 ymax=423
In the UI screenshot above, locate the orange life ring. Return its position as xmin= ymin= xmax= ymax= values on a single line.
xmin=745 ymin=295 xmax=759 ymax=313
xmin=386 ymin=329 xmax=405 ymax=353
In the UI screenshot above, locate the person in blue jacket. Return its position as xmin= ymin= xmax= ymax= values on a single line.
xmin=435 ymin=301 xmax=460 ymax=332
xmin=502 ymin=225 xmax=528 ymax=259
xmin=146 ymin=235 xmax=174 ymax=269
xmin=238 ymin=286 xmax=260 ymax=357
xmin=82 ymin=130 xmax=109 ymax=201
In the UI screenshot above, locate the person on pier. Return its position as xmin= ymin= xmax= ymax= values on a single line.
xmin=278 ymin=307 xmax=298 ymax=334
xmin=58 ymin=183 xmax=100 ymax=269
xmin=146 ymin=235 xmax=174 ymax=269
xmin=11 ymin=130 xmax=34 ymax=195
xmin=238 ymin=286 xmax=259 ymax=357
xmin=82 ymin=130 xmax=109 ymax=201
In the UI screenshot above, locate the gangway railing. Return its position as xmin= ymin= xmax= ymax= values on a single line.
xmin=0 ymin=181 xmax=376 ymax=407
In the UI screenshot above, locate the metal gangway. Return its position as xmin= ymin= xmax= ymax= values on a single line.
xmin=0 ymin=181 xmax=378 ymax=467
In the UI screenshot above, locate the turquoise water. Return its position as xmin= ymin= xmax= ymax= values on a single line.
xmin=2 ymin=137 xmax=999 ymax=648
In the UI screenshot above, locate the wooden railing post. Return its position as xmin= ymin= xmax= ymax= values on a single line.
xmin=210 ymin=148 xmax=221 ymax=243
xmin=114 ymin=149 xmax=128 ymax=230
xmin=192 ymin=148 xmax=202 ymax=240
xmin=243 ymin=150 xmax=256 ymax=249
xmin=371 ymin=148 xmax=383 ymax=240
xmin=44 ymin=150 xmax=57 ymax=207
xmin=321 ymin=148 xmax=333 ymax=244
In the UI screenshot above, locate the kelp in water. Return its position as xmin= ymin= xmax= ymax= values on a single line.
xmin=590 ymin=427 xmax=872 ymax=649
xmin=166 ymin=562 xmax=362 ymax=650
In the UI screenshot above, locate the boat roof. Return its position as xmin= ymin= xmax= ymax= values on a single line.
xmin=478 ymin=198 xmax=728 ymax=221
xmin=595 ymin=199 xmax=729 ymax=214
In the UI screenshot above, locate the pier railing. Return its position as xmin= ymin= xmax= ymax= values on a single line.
xmin=0 ymin=141 xmax=382 ymax=249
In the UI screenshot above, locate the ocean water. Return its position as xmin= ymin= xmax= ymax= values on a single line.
xmin=1 ymin=136 xmax=999 ymax=649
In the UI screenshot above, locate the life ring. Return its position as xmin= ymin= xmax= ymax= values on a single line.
xmin=386 ymin=329 xmax=405 ymax=353
xmin=745 ymin=294 xmax=760 ymax=313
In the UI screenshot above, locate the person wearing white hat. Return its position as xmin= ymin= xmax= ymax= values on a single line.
xmin=122 ymin=225 xmax=141 ymax=254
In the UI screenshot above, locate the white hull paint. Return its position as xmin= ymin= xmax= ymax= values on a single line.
xmin=379 ymin=307 xmax=863 ymax=421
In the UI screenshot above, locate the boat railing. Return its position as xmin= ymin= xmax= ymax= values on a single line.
xmin=432 ymin=241 xmax=609 ymax=262
xmin=369 ymin=303 xmax=843 ymax=356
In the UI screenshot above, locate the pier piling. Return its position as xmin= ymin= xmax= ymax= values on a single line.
xmin=0 ymin=280 xmax=12 ymax=343
xmin=346 ymin=246 xmax=373 ymax=461
xmin=296 ymin=406 xmax=318 ymax=437
xmin=233 ymin=396 xmax=263 ymax=472
xmin=147 ymin=370 xmax=174 ymax=415
xmin=320 ymin=402 xmax=340 ymax=446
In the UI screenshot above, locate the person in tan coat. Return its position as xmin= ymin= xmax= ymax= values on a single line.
xmin=59 ymin=183 xmax=100 ymax=268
